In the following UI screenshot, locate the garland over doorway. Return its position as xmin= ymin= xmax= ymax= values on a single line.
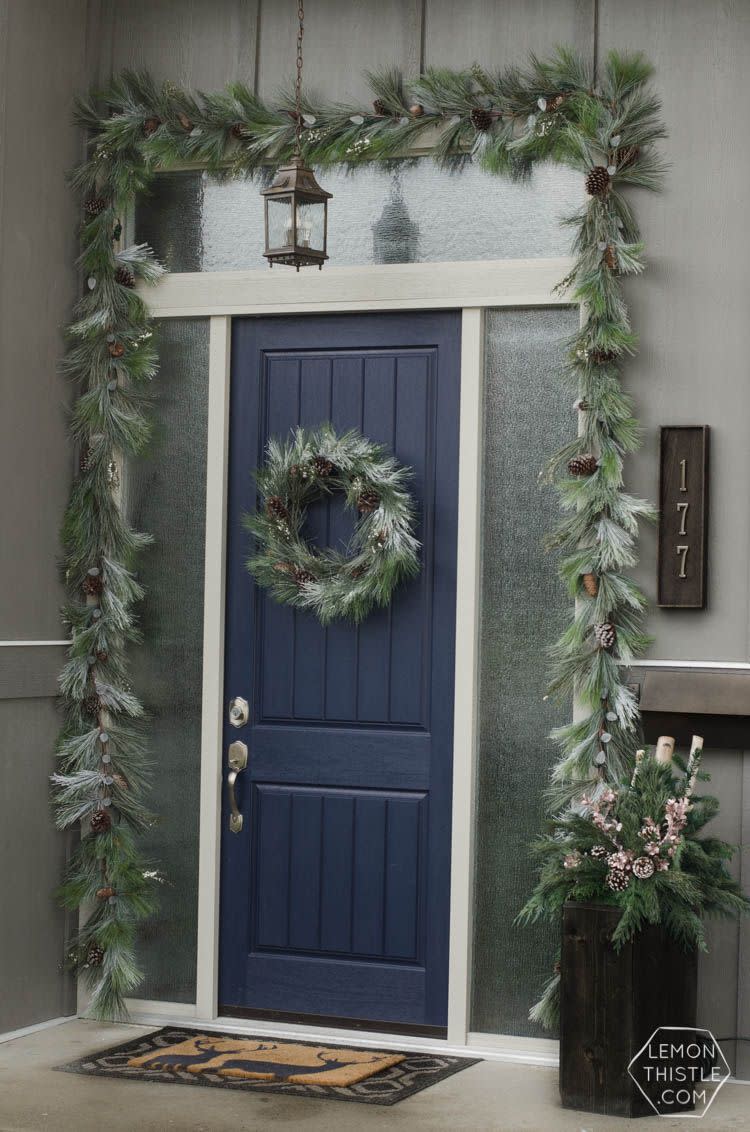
xmin=56 ymin=49 xmax=666 ymax=1018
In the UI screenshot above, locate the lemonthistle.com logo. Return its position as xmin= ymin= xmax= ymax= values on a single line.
xmin=628 ymin=1027 xmax=730 ymax=1118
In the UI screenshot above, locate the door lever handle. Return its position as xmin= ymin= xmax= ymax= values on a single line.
xmin=227 ymin=741 xmax=248 ymax=833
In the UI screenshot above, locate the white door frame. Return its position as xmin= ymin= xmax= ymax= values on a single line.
xmin=121 ymin=257 xmax=574 ymax=1064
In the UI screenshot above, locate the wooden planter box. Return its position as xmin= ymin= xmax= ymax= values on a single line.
xmin=560 ymin=901 xmax=698 ymax=1118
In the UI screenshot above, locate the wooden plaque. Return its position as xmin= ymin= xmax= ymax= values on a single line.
xmin=657 ymin=426 xmax=709 ymax=608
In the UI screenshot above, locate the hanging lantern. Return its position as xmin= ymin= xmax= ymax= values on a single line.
xmin=261 ymin=0 xmax=331 ymax=270
xmin=261 ymin=157 xmax=331 ymax=270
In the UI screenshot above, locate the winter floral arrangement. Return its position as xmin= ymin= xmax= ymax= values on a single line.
xmin=519 ymin=737 xmax=750 ymax=1027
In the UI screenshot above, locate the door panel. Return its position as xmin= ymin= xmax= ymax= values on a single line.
xmin=219 ymin=312 xmax=460 ymax=1030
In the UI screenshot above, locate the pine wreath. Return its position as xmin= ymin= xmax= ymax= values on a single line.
xmin=245 ymin=425 xmax=420 ymax=625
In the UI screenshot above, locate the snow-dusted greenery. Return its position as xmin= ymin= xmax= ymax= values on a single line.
xmin=245 ymin=425 xmax=420 ymax=625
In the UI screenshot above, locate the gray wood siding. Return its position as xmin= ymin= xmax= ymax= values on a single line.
xmin=600 ymin=0 xmax=750 ymax=665
xmin=0 ymin=0 xmax=87 ymax=1032
xmin=0 ymin=0 xmax=86 ymax=641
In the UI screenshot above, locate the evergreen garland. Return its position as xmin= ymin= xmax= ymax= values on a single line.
xmin=58 ymin=48 xmax=674 ymax=1018
xmin=245 ymin=425 xmax=420 ymax=625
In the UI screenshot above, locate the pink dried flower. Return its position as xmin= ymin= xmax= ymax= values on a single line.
xmin=645 ymin=842 xmax=661 ymax=856
xmin=563 ymin=852 xmax=582 ymax=869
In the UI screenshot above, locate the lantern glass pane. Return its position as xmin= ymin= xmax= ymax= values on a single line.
xmin=296 ymin=200 xmax=325 ymax=253
xmin=266 ymin=195 xmax=294 ymax=250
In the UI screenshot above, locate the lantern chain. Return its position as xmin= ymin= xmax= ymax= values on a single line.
xmin=295 ymin=0 xmax=304 ymax=155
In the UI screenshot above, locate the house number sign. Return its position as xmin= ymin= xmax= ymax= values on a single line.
xmin=657 ymin=426 xmax=709 ymax=608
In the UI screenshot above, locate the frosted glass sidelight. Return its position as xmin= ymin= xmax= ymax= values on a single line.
xmin=125 ymin=318 xmax=209 ymax=1003
xmin=470 ymin=308 xmax=577 ymax=1037
xmin=135 ymin=160 xmax=582 ymax=272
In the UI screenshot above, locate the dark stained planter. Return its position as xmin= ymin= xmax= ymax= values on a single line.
xmin=560 ymin=901 xmax=698 ymax=1118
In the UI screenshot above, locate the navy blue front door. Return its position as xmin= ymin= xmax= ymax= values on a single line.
xmin=219 ymin=312 xmax=461 ymax=1031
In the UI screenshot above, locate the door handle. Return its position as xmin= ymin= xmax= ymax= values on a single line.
xmin=227 ymin=740 xmax=248 ymax=833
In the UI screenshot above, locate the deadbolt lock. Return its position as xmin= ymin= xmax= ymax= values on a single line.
xmin=228 ymin=696 xmax=249 ymax=727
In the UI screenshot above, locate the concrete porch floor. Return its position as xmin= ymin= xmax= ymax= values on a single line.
xmin=0 ymin=1021 xmax=748 ymax=1132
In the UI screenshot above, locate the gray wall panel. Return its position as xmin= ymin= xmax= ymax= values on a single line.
xmin=0 ymin=0 xmax=86 ymax=641
xmin=0 ymin=0 xmax=86 ymax=1033
xmin=424 ymin=0 xmax=594 ymax=70
xmin=103 ymin=0 xmax=259 ymax=91
xmin=255 ymin=0 xmax=422 ymax=101
xmin=695 ymin=751 xmax=744 ymax=1073
xmin=599 ymin=0 xmax=750 ymax=663
xmin=0 ymin=699 xmax=75 ymax=1032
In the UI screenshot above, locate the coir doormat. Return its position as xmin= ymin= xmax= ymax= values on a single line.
xmin=56 ymin=1026 xmax=480 ymax=1106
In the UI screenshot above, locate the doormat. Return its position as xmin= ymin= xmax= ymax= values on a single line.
xmin=56 ymin=1026 xmax=480 ymax=1106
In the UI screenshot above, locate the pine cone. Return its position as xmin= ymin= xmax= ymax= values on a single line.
xmin=547 ymin=93 xmax=566 ymax=110
xmin=357 ymin=489 xmax=381 ymax=514
xmin=114 ymin=265 xmax=135 ymax=288
xmin=606 ymin=868 xmax=630 ymax=892
xmin=585 ymin=165 xmax=610 ymax=197
xmin=83 ymin=693 xmax=102 ymax=718
xmin=372 ymin=98 xmax=390 ymax=116
xmin=177 ymin=111 xmax=193 ymax=132
xmin=95 ymin=886 xmax=115 ymax=901
xmin=89 ymin=808 xmax=111 ymax=834
xmin=603 ymin=244 xmax=618 ymax=271
xmin=614 ymin=144 xmax=640 ymax=168
xmin=95 ymin=649 xmax=109 ymax=664
xmin=470 ymin=107 xmax=494 ymax=132
xmin=82 ymin=570 xmax=103 ymax=596
xmin=581 ymin=572 xmax=599 ymax=597
xmin=632 ymin=856 xmax=655 ymax=880
xmin=567 ymin=453 xmax=598 ymax=477
xmin=293 ymin=566 xmax=316 ymax=586
xmin=87 ymin=944 xmax=105 ymax=966
xmin=84 ymin=197 xmax=108 ymax=217
xmin=79 ymin=447 xmax=95 ymax=473
xmin=108 ymin=340 xmax=125 ymax=358
xmin=590 ymin=844 xmax=607 ymax=859
xmin=589 ymin=348 xmax=617 ymax=365
xmin=311 ymin=455 xmax=335 ymax=478
xmin=143 ymin=116 xmax=161 ymax=137
xmin=266 ymin=496 xmax=290 ymax=523
xmin=230 ymin=122 xmax=245 ymax=139
xmin=273 ymin=561 xmax=295 ymax=575
xmin=594 ymin=621 xmax=617 ymax=650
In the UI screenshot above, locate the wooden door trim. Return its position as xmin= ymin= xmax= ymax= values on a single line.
xmin=128 ymin=259 xmax=579 ymax=1044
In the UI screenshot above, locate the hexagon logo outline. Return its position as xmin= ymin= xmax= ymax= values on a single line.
xmin=627 ymin=1025 xmax=730 ymax=1118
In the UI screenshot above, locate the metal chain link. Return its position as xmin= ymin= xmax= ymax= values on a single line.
xmin=294 ymin=0 xmax=304 ymax=154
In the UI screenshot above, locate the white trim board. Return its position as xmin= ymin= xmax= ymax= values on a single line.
xmin=132 ymin=257 xmax=576 ymax=1049
xmin=0 ymin=640 xmax=69 ymax=647
xmin=118 ymin=1000 xmax=560 ymax=1067
xmin=0 ymin=1015 xmax=74 ymax=1046
xmin=631 ymin=660 xmax=750 ymax=670
xmin=139 ymin=258 xmax=575 ymax=318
